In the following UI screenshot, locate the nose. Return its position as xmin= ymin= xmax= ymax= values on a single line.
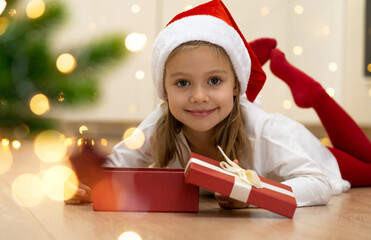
xmin=190 ymin=85 xmax=209 ymax=103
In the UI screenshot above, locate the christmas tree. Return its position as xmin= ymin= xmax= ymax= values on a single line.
xmin=0 ymin=0 xmax=129 ymax=141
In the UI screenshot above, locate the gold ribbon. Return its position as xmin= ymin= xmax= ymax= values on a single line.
xmin=217 ymin=146 xmax=262 ymax=188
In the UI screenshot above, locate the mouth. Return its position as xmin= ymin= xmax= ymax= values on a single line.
xmin=186 ymin=108 xmax=216 ymax=117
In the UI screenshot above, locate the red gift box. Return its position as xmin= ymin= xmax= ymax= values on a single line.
xmin=184 ymin=153 xmax=297 ymax=218
xmin=92 ymin=167 xmax=199 ymax=212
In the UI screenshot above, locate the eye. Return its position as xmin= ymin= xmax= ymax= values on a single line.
xmin=208 ymin=77 xmax=221 ymax=85
xmin=176 ymin=80 xmax=189 ymax=87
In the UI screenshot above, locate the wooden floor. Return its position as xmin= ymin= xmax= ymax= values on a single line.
xmin=1 ymin=140 xmax=371 ymax=240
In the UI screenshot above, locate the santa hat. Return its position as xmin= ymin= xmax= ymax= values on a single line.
xmin=151 ymin=0 xmax=266 ymax=102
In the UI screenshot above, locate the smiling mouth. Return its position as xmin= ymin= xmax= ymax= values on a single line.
xmin=186 ymin=108 xmax=216 ymax=117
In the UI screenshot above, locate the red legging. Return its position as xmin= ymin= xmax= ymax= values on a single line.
xmin=269 ymin=48 xmax=371 ymax=187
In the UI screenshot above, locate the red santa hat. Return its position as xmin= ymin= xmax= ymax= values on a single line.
xmin=151 ymin=0 xmax=266 ymax=102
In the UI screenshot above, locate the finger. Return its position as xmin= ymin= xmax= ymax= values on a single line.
xmin=79 ymin=182 xmax=91 ymax=192
xmin=64 ymin=199 xmax=82 ymax=205
xmin=233 ymin=159 xmax=239 ymax=165
xmin=214 ymin=192 xmax=230 ymax=202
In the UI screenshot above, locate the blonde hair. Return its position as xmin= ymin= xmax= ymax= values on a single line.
xmin=152 ymin=41 xmax=253 ymax=168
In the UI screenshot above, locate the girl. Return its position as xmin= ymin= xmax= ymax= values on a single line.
xmin=66 ymin=0 xmax=371 ymax=207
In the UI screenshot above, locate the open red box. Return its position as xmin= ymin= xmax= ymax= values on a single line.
xmin=185 ymin=153 xmax=297 ymax=218
xmin=92 ymin=167 xmax=199 ymax=212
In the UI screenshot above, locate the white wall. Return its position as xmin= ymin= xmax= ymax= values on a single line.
xmin=51 ymin=0 xmax=371 ymax=126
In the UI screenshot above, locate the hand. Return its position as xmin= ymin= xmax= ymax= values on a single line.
xmin=214 ymin=159 xmax=249 ymax=209
xmin=215 ymin=192 xmax=249 ymax=209
xmin=64 ymin=181 xmax=92 ymax=205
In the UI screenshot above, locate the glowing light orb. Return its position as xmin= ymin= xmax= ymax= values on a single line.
xmin=101 ymin=138 xmax=108 ymax=146
xmin=0 ymin=17 xmax=9 ymax=36
xmin=322 ymin=26 xmax=331 ymax=35
xmin=294 ymin=5 xmax=304 ymax=15
xmin=328 ymin=62 xmax=338 ymax=72
xmin=125 ymin=33 xmax=147 ymax=52
xmin=293 ymin=46 xmax=303 ymax=56
xmin=26 ymin=0 xmax=45 ymax=19
xmin=0 ymin=146 xmax=12 ymax=175
xmin=118 ymin=231 xmax=142 ymax=240
xmin=12 ymin=140 xmax=21 ymax=149
xmin=30 ymin=93 xmax=49 ymax=115
xmin=282 ymin=100 xmax=293 ymax=110
xmin=367 ymin=63 xmax=371 ymax=73
xmin=41 ymin=165 xmax=79 ymax=201
xmin=0 ymin=0 xmax=6 ymax=15
xmin=1 ymin=138 xmax=9 ymax=146
xmin=56 ymin=53 xmax=76 ymax=74
xmin=260 ymin=6 xmax=270 ymax=16
xmin=79 ymin=125 xmax=88 ymax=135
xmin=131 ymin=4 xmax=141 ymax=13
xmin=135 ymin=70 xmax=145 ymax=80
xmin=34 ymin=130 xmax=67 ymax=163
xmin=123 ymin=128 xmax=145 ymax=150
xmin=12 ymin=173 xmax=44 ymax=207
xmin=320 ymin=138 xmax=331 ymax=147
xmin=326 ymin=88 xmax=335 ymax=97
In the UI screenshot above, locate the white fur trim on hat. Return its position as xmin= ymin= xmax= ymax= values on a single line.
xmin=151 ymin=15 xmax=251 ymax=100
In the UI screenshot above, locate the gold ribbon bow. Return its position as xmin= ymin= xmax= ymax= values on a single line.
xmin=217 ymin=146 xmax=262 ymax=188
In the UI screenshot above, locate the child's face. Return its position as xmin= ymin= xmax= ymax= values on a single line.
xmin=164 ymin=45 xmax=238 ymax=134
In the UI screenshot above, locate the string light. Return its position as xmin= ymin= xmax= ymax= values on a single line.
xmin=79 ymin=125 xmax=88 ymax=134
xmin=12 ymin=140 xmax=21 ymax=149
xmin=1 ymin=138 xmax=9 ymax=146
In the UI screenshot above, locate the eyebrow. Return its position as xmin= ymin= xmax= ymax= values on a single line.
xmin=169 ymin=69 xmax=228 ymax=77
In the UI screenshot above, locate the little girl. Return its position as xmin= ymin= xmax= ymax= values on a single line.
xmin=66 ymin=0 xmax=371 ymax=207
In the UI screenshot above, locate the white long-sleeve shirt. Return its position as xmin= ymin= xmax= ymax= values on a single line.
xmin=105 ymin=97 xmax=350 ymax=207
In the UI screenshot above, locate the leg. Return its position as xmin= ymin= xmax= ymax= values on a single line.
xmin=249 ymin=38 xmax=277 ymax=66
xmin=270 ymin=48 xmax=371 ymax=163
xmin=328 ymin=147 xmax=371 ymax=187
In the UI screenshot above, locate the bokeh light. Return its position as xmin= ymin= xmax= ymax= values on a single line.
xmin=56 ymin=53 xmax=76 ymax=74
xmin=125 ymin=33 xmax=147 ymax=52
xmin=0 ymin=17 xmax=9 ymax=35
xmin=326 ymin=88 xmax=335 ymax=97
xmin=13 ymin=124 xmax=30 ymax=139
xmin=30 ymin=93 xmax=49 ymax=115
xmin=367 ymin=63 xmax=371 ymax=73
xmin=12 ymin=140 xmax=21 ymax=149
xmin=322 ymin=26 xmax=331 ymax=35
xmin=123 ymin=127 xmax=145 ymax=150
xmin=2 ymin=138 xmax=9 ymax=146
xmin=293 ymin=46 xmax=303 ymax=55
xmin=0 ymin=0 xmax=7 ymax=15
xmin=101 ymin=138 xmax=108 ymax=146
xmin=260 ymin=6 xmax=270 ymax=16
xmin=135 ymin=70 xmax=145 ymax=80
xmin=131 ymin=4 xmax=141 ymax=14
xmin=12 ymin=173 xmax=44 ymax=207
xmin=41 ymin=165 xmax=79 ymax=201
xmin=118 ymin=231 xmax=142 ymax=240
xmin=294 ymin=5 xmax=304 ymax=15
xmin=0 ymin=145 xmax=12 ymax=175
xmin=79 ymin=125 xmax=88 ymax=134
xmin=26 ymin=0 xmax=45 ymax=19
xmin=328 ymin=62 xmax=338 ymax=72
xmin=282 ymin=100 xmax=293 ymax=110
xmin=34 ymin=130 xmax=67 ymax=163
xmin=320 ymin=137 xmax=332 ymax=147
xmin=128 ymin=104 xmax=138 ymax=114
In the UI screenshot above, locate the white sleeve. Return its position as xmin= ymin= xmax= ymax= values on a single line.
xmin=104 ymin=106 xmax=164 ymax=168
xmin=253 ymin=113 xmax=333 ymax=207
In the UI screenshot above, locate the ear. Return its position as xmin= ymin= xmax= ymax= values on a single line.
xmin=233 ymin=79 xmax=239 ymax=96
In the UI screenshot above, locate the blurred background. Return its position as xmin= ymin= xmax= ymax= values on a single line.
xmin=1 ymin=0 xmax=371 ymax=148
